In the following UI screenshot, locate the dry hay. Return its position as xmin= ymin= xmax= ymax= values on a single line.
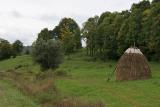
xmin=115 ymin=47 xmax=151 ymax=81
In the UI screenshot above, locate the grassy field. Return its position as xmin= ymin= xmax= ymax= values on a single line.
xmin=0 ymin=55 xmax=41 ymax=74
xmin=56 ymin=51 xmax=160 ymax=107
xmin=0 ymin=50 xmax=160 ymax=107
xmin=0 ymin=80 xmax=40 ymax=107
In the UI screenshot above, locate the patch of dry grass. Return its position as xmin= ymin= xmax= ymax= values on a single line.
xmin=0 ymin=70 xmax=57 ymax=105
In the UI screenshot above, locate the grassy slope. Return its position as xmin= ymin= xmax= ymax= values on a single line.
xmin=0 ymin=55 xmax=40 ymax=74
xmin=0 ymin=80 xmax=40 ymax=107
xmin=56 ymin=51 xmax=160 ymax=107
xmin=0 ymin=52 xmax=160 ymax=107
xmin=0 ymin=55 xmax=41 ymax=107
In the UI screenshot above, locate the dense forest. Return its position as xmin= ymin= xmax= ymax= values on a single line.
xmin=0 ymin=0 xmax=160 ymax=64
xmin=82 ymin=0 xmax=160 ymax=61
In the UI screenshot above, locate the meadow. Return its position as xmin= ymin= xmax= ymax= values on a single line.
xmin=0 ymin=50 xmax=160 ymax=107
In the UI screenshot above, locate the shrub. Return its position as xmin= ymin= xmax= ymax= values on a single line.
xmin=32 ymin=39 xmax=63 ymax=70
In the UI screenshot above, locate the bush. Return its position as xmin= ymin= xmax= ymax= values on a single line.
xmin=12 ymin=40 xmax=23 ymax=56
xmin=32 ymin=39 xmax=63 ymax=70
xmin=0 ymin=39 xmax=12 ymax=60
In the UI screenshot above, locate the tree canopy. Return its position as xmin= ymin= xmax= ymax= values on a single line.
xmin=32 ymin=39 xmax=63 ymax=70
xmin=0 ymin=39 xmax=12 ymax=60
xmin=52 ymin=18 xmax=82 ymax=54
xmin=81 ymin=0 xmax=160 ymax=61
xmin=12 ymin=40 xmax=23 ymax=57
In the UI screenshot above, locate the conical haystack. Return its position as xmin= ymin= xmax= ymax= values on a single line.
xmin=115 ymin=47 xmax=151 ymax=81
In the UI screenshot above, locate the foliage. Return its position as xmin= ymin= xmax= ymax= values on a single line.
xmin=152 ymin=0 xmax=160 ymax=3
xmin=81 ymin=16 xmax=99 ymax=56
xmin=32 ymin=39 xmax=63 ymax=70
xmin=82 ymin=1 xmax=160 ymax=61
xmin=0 ymin=39 xmax=12 ymax=60
xmin=37 ymin=18 xmax=81 ymax=55
xmin=0 ymin=39 xmax=23 ymax=60
xmin=37 ymin=28 xmax=53 ymax=41
xmin=52 ymin=18 xmax=82 ymax=54
xmin=12 ymin=40 xmax=23 ymax=57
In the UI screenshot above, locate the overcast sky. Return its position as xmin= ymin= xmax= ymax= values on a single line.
xmin=0 ymin=0 xmax=145 ymax=46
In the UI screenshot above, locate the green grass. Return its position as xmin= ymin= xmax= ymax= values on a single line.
xmin=0 ymin=51 xmax=160 ymax=107
xmin=55 ymin=51 xmax=160 ymax=107
xmin=0 ymin=55 xmax=41 ymax=74
xmin=0 ymin=80 xmax=40 ymax=107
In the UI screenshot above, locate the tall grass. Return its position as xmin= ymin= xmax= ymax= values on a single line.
xmin=0 ymin=71 xmax=57 ymax=105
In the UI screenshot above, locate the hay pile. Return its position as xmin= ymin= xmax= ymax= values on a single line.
xmin=115 ymin=47 xmax=151 ymax=81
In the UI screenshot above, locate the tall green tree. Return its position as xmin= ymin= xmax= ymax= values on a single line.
xmin=117 ymin=19 xmax=130 ymax=55
xmin=52 ymin=18 xmax=81 ymax=54
xmin=12 ymin=40 xmax=23 ymax=56
xmin=141 ymin=8 xmax=152 ymax=59
xmin=96 ymin=13 xmax=119 ymax=60
xmin=82 ymin=16 xmax=99 ymax=56
xmin=128 ymin=8 xmax=142 ymax=46
xmin=148 ymin=2 xmax=160 ymax=61
xmin=98 ymin=12 xmax=111 ymax=25
xmin=131 ymin=0 xmax=150 ymax=12
xmin=37 ymin=28 xmax=53 ymax=41
xmin=0 ymin=39 xmax=12 ymax=60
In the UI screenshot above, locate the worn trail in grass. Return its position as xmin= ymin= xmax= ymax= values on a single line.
xmin=0 ymin=80 xmax=40 ymax=107
xmin=56 ymin=51 xmax=160 ymax=107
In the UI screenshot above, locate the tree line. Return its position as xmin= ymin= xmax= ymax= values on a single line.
xmin=0 ymin=38 xmax=23 ymax=60
xmin=82 ymin=0 xmax=160 ymax=61
xmin=35 ymin=0 xmax=160 ymax=63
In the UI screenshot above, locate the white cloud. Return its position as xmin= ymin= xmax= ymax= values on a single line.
xmin=0 ymin=0 xmax=144 ymax=45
